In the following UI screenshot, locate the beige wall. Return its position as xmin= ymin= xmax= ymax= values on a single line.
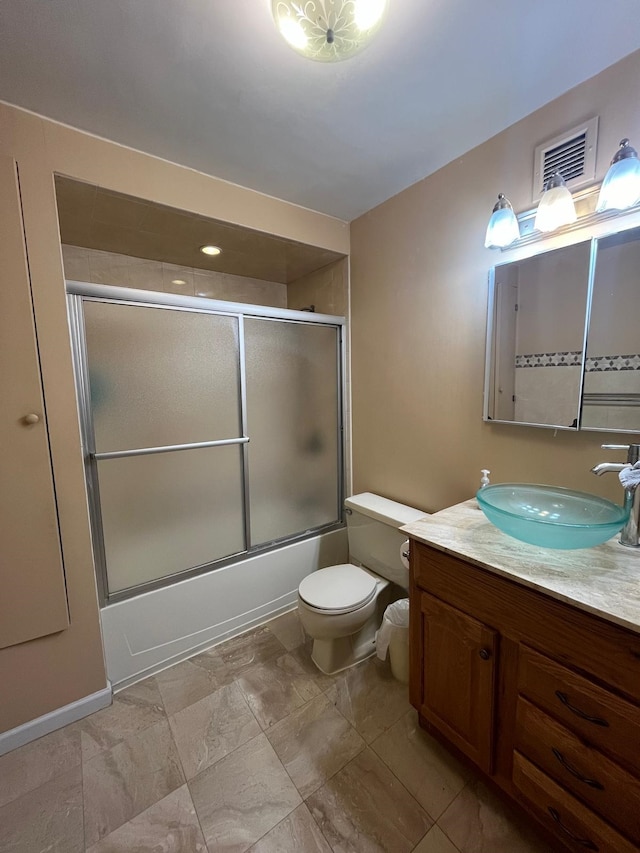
xmin=0 ymin=102 xmax=348 ymax=733
xmin=62 ymin=245 xmax=288 ymax=308
xmin=350 ymin=50 xmax=640 ymax=513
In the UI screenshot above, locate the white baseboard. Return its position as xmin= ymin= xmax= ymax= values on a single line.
xmin=0 ymin=683 xmax=112 ymax=756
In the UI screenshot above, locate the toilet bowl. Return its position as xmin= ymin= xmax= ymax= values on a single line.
xmin=297 ymin=493 xmax=426 ymax=675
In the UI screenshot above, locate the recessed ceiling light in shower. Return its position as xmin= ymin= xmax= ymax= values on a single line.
xmin=200 ymin=245 xmax=222 ymax=256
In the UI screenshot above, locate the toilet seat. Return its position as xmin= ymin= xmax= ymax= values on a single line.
xmin=298 ymin=564 xmax=378 ymax=615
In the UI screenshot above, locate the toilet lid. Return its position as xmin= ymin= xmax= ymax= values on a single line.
xmin=298 ymin=564 xmax=377 ymax=612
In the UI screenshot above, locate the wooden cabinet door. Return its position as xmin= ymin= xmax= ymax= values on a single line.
xmin=419 ymin=592 xmax=497 ymax=773
xmin=0 ymin=156 xmax=69 ymax=648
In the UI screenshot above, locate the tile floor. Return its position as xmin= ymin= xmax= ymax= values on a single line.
xmin=0 ymin=610 xmax=554 ymax=853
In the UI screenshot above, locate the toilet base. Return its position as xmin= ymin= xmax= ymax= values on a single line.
xmin=311 ymin=625 xmax=378 ymax=675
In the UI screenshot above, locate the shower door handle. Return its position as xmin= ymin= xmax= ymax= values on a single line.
xmin=93 ymin=436 xmax=250 ymax=461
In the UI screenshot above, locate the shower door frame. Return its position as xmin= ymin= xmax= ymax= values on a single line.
xmin=67 ymin=281 xmax=346 ymax=606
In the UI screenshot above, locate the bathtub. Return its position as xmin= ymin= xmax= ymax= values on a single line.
xmin=101 ymin=526 xmax=348 ymax=688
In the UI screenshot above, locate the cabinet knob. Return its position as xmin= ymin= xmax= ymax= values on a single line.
xmin=23 ymin=413 xmax=40 ymax=425
xmin=479 ymin=648 xmax=491 ymax=661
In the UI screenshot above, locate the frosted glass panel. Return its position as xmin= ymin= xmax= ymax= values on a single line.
xmin=245 ymin=319 xmax=340 ymax=544
xmin=98 ymin=446 xmax=245 ymax=593
xmin=84 ymin=301 xmax=241 ymax=451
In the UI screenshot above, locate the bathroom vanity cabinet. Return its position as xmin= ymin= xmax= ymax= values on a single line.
xmin=408 ymin=532 xmax=640 ymax=853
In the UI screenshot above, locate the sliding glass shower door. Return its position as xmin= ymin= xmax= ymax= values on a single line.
xmin=83 ymin=301 xmax=247 ymax=594
xmin=244 ymin=318 xmax=340 ymax=544
xmin=69 ymin=286 xmax=344 ymax=602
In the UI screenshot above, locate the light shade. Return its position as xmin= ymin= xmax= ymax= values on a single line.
xmin=484 ymin=194 xmax=520 ymax=248
xmin=271 ymin=0 xmax=388 ymax=62
xmin=534 ymin=171 xmax=577 ymax=233
xmin=596 ymin=138 xmax=640 ymax=212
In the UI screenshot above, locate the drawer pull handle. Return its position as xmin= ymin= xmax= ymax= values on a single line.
xmin=479 ymin=648 xmax=491 ymax=660
xmin=547 ymin=807 xmax=598 ymax=850
xmin=555 ymin=692 xmax=609 ymax=727
xmin=551 ymin=748 xmax=604 ymax=790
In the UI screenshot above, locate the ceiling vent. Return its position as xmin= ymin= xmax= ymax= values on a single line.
xmin=532 ymin=117 xmax=598 ymax=201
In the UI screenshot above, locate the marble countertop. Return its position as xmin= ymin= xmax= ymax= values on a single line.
xmin=401 ymin=499 xmax=640 ymax=635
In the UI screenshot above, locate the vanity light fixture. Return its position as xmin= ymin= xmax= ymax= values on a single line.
xmin=271 ymin=0 xmax=388 ymax=62
xmin=484 ymin=194 xmax=521 ymax=249
xmin=199 ymin=245 xmax=222 ymax=256
xmin=534 ymin=171 xmax=577 ymax=233
xmin=596 ymin=138 xmax=640 ymax=213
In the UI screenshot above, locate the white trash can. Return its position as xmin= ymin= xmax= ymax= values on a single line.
xmin=376 ymin=598 xmax=410 ymax=684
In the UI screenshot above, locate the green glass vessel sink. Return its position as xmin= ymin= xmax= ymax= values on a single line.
xmin=476 ymin=484 xmax=629 ymax=550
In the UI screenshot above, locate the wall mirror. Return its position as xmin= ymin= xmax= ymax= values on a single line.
xmin=582 ymin=226 xmax=640 ymax=432
xmin=484 ymin=224 xmax=640 ymax=433
xmin=485 ymin=241 xmax=592 ymax=429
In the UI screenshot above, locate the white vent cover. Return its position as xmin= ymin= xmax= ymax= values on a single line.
xmin=532 ymin=117 xmax=598 ymax=201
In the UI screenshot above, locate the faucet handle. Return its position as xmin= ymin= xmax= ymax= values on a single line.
xmin=601 ymin=444 xmax=640 ymax=464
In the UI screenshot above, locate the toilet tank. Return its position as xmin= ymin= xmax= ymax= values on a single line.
xmin=345 ymin=492 xmax=427 ymax=588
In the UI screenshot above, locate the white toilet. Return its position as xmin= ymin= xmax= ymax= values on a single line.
xmin=297 ymin=492 xmax=426 ymax=675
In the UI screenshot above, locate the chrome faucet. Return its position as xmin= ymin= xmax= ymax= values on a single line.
xmin=591 ymin=444 xmax=640 ymax=547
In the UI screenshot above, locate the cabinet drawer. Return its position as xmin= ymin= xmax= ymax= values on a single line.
xmin=412 ymin=543 xmax=640 ymax=701
xmin=513 ymin=752 xmax=638 ymax=853
xmin=515 ymin=697 xmax=640 ymax=844
xmin=518 ymin=645 xmax=640 ymax=774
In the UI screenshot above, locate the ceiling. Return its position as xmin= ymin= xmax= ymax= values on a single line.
xmin=55 ymin=177 xmax=344 ymax=282
xmin=2 ymin=1 xmax=640 ymax=221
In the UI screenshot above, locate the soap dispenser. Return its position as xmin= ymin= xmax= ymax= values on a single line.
xmin=480 ymin=469 xmax=491 ymax=489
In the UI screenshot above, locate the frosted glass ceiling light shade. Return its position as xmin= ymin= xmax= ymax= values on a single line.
xmin=534 ymin=171 xmax=577 ymax=233
xmin=596 ymin=138 xmax=640 ymax=213
xmin=484 ymin=194 xmax=520 ymax=249
xmin=271 ymin=0 xmax=388 ymax=62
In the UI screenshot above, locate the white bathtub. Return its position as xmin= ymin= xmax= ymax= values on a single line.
xmin=101 ymin=527 xmax=348 ymax=689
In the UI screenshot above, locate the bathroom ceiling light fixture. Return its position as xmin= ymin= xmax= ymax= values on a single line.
xmin=271 ymin=0 xmax=388 ymax=62
xmin=171 ymin=279 xmax=187 ymax=285
xmin=199 ymin=245 xmax=222 ymax=256
xmin=484 ymin=193 xmax=520 ymax=249
xmin=596 ymin=138 xmax=640 ymax=213
xmin=534 ymin=171 xmax=577 ymax=233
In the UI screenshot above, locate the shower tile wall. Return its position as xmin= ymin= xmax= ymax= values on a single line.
xmin=581 ymin=365 xmax=640 ymax=431
xmin=288 ymin=259 xmax=348 ymax=317
xmin=514 ymin=354 xmax=582 ymax=427
xmin=61 ymin=245 xmax=288 ymax=308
